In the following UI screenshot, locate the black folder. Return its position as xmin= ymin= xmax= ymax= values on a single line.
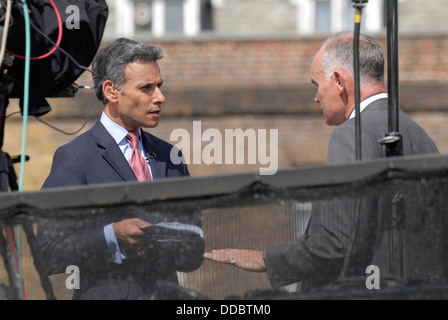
xmin=141 ymin=222 xmax=203 ymax=242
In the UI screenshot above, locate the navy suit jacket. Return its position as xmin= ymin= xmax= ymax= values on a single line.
xmin=38 ymin=121 xmax=203 ymax=300
xmin=42 ymin=120 xmax=189 ymax=187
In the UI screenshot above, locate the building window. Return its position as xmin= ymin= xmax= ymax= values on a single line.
xmin=165 ymin=0 xmax=184 ymax=33
xmin=315 ymin=0 xmax=331 ymax=32
xmin=111 ymin=0 xmax=213 ymax=38
xmin=134 ymin=1 xmax=152 ymax=34
xmin=201 ymin=0 xmax=213 ymax=31
xmin=296 ymin=0 xmax=384 ymax=34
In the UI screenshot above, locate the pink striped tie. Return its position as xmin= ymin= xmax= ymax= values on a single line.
xmin=126 ymin=131 xmax=152 ymax=181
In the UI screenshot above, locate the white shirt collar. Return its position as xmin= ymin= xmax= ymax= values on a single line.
xmin=100 ymin=112 xmax=152 ymax=176
xmin=100 ymin=111 xmax=141 ymax=145
xmin=349 ymin=93 xmax=388 ymax=119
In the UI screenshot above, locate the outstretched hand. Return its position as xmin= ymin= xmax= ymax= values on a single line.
xmin=203 ymin=249 xmax=266 ymax=272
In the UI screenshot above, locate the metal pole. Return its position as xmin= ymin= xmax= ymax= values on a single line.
xmin=383 ymin=0 xmax=405 ymax=283
xmin=354 ymin=6 xmax=362 ymax=161
xmin=387 ymin=0 xmax=399 ymax=134
xmin=339 ymin=0 xmax=368 ymax=281
xmin=380 ymin=0 xmax=403 ymax=156
xmin=352 ymin=0 xmax=367 ymax=161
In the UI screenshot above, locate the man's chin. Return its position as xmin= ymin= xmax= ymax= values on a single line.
xmin=142 ymin=121 xmax=160 ymax=129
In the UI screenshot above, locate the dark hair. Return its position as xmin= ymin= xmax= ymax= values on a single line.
xmin=92 ymin=38 xmax=163 ymax=104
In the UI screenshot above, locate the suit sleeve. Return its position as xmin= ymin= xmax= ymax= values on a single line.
xmin=39 ymin=146 xmax=117 ymax=275
xmin=169 ymin=152 xmax=204 ymax=272
xmin=264 ymin=199 xmax=357 ymax=288
xmin=37 ymin=218 xmax=112 ymax=275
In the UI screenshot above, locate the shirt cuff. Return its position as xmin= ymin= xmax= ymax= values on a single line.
xmin=104 ymin=223 xmax=125 ymax=264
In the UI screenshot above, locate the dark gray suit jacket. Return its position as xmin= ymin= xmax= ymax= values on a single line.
xmin=264 ymin=98 xmax=439 ymax=289
xmin=38 ymin=121 xmax=203 ymax=299
xmin=326 ymin=98 xmax=439 ymax=164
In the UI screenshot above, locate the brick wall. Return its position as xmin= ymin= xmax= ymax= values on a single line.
xmin=3 ymin=34 xmax=448 ymax=191
xmin=44 ymin=33 xmax=448 ymax=115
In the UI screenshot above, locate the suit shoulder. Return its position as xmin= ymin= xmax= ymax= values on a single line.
xmin=331 ymin=119 xmax=355 ymax=137
xmin=56 ymin=129 xmax=96 ymax=152
xmin=143 ymin=130 xmax=172 ymax=145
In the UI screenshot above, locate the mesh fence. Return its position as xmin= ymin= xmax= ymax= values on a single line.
xmin=1 ymin=154 xmax=448 ymax=300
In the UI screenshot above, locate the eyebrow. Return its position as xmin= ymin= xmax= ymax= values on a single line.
xmin=139 ymin=80 xmax=164 ymax=87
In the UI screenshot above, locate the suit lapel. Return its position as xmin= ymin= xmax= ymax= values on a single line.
xmin=92 ymin=121 xmax=137 ymax=182
xmin=141 ymin=131 xmax=166 ymax=180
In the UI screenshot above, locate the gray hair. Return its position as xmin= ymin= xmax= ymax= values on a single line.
xmin=92 ymin=38 xmax=163 ymax=104
xmin=320 ymin=31 xmax=385 ymax=86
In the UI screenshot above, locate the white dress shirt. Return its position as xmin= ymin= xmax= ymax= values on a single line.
xmin=349 ymin=93 xmax=388 ymax=119
xmin=100 ymin=112 xmax=153 ymax=264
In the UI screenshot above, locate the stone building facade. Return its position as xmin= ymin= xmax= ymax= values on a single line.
xmin=103 ymin=0 xmax=448 ymax=39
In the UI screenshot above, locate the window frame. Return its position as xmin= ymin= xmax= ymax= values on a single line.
xmin=295 ymin=0 xmax=384 ymax=34
xmin=113 ymin=0 xmax=202 ymax=38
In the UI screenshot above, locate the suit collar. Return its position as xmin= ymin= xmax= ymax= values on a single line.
xmin=362 ymin=92 xmax=388 ymax=109
xmin=141 ymin=131 xmax=166 ymax=180
xmin=349 ymin=93 xmax=388 ymax=119
xmin=92 ymin=121 xmax=137 ymax=181
xmin=92 ymin=120 xmax=168 ymax=181
xmin=363 ymin=97 xmax=389 ymax=112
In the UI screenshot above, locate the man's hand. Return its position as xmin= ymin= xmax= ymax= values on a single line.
xmin=203 ymin=249 xmax=266 ymax=272
xmin=113 ymin=218 xmax=151 ymax=256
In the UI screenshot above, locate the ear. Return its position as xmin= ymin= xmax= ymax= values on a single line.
xmin=103 ymin=80 xmax=119 ymax=103
xmin=333 ymin=71 xmax=346 ymax=95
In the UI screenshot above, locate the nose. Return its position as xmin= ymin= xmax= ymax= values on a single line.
xmin=155 ymin=86 xmax=165 ymax=104
xmin=314 ymin=93 xmax=319 ymax=103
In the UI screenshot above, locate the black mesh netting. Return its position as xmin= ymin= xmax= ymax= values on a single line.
xmin=1 ymin=154 xmax=448 ymax=300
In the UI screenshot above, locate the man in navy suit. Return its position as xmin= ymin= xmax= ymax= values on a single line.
xmin=38 ymin=38 xmax=203 ymax=299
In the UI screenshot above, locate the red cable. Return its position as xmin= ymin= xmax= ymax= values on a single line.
xmin=6 ymin=0 xmax=63 ymax=60
xmin=0 ymin=194 xmax=27 ymax=299
xmin=6 ymin=226 xmax=27 ymax=300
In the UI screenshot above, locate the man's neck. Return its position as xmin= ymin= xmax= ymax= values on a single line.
xmin=348 ymin=92 xmax=388 ymax=119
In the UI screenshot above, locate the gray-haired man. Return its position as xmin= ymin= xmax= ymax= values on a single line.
xmin=204 ymin=31 xmax=439 ymax=291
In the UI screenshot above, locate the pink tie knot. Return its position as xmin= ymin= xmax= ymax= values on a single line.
xmin=126 ymin=131 xmax=139 ymax=150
